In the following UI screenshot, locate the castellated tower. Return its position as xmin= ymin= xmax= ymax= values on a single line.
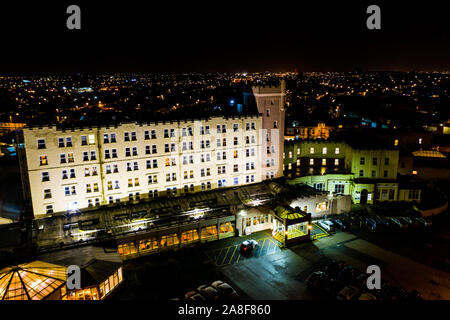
xmin=252 ymin=80 xmax=286 ymax=180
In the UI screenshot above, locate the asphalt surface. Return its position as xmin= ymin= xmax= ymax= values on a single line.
xmin=220 ymin=229 xmax=450 ymax=300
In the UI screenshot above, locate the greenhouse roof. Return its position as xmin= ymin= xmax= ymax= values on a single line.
xmin=0 ymin=261 xmax=66 ymax=300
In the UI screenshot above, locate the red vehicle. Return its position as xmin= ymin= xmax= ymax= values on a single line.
xmin=239 ymin=239 xmax=258 ymax=255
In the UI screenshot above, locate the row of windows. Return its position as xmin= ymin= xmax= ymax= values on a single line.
xmin=287 ymin=158 xmax=340 ymax=167
xmin=36 ymin=123 xmax=260 ymax=149
xmin=286 ymin=147 xmax=340 ymax=158
xmin=245 ymin=214 xmax=272 ymax=227
xmin=359 ymin=157 xmax=390 ymax=165
xmin=117 ymin=223 xmax=235 ymax=256
xmin=359 ymin=169 xmax=389 ymax=178
xmin=43 ymin=170 xmax=258 ymax=199
xmin=39 ymin=147 xmax=258 ymax=166
xmin=40 ymin=159 xmax=259 ymax=183
xmin=43 ymin=171 xmax=269 ymax=214
xmin=312 ymin=183 xmax=345 ymax=194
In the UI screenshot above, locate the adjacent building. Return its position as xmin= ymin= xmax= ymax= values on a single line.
xmin=283 ymin=139 xmax=422 ymax=204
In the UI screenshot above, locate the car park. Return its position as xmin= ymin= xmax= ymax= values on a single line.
xmin=239 ymin=239 xmax=258 ymax=255
xmin=337 ymin=285 xmax=360 ymax=301
xmin=211 ymin=280 xmax=238 ymax=300
xmin=305 ymin=271 xmax=329 ymax=291
xmin=318 ymin=219 xmax=336 ymax=232
xmin=197 ymin=285 xmax=220 ymax=301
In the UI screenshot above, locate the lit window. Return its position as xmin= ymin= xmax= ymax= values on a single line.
xmin=322 ymin=159 xmax=326 ymax=165
xmin=335 ymin=148 xmax=340 ymax=154
xmin=322 ymin=147 xmax=327 ymax=154
xmin=40 ymin=155 xmax=48 ymax=166
xmin=310 ymin=147 xmax=314 ymax=154
xmin=412 ymin=170 xmax=418 ymax=175
xmin=88 ymin=134 xmax=95 ymax=145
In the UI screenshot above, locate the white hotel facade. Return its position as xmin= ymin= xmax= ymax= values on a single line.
xmin=20 ymin=84 xmax=285 ymax=219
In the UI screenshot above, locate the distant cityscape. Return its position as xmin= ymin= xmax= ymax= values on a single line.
xmin=0 ymin=71 xmax=448 ymax=129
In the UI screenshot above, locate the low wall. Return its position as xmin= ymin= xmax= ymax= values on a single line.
xmin=421 ymin=201 xmax=448 ymax=217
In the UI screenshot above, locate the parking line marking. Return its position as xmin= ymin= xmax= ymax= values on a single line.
xmin=262 ymin=238 xmax=268 ymax=254
xmin=216 ymin=247 xmax=226 ymax=261
xmin=271 ymin=240 xmax=278 ymax=254
xmin=227 ymin=246 xmax=238 ymax=265
xmin=220 ymin=247 xmax=231 ymax=265
xmin=314 ymin=223 xmax=327 ymax=233
xmin=266 ymin=240 xmax=273 ymax=253
xmin=236 ymin=249 xmax=242 ymax=263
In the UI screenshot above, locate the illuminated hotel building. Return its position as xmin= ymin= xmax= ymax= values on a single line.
xmin=19 ymin=83 xmax=286 ymax=219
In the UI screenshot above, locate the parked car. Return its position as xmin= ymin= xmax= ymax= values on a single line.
xmin=197 ymin=285 xmax=220 ymax=300
xmin=239 ymin=239 xmax=258 ymax=255
xmin=324 ymin=278 xmax=344 ymax=298
xmin=337 ymin=285 xmax=360 ymax=301
xmin=324 ymin=260 xmax=347 ymax=278
xmin=414 ymin=217 xmax=432 ymax=229
xmin=406 ymin=290 xmax=423 ymax=301
xmin=388 ymin=217 xmax=406 ymax=229
xmin=400 ymin=216 xmax=418 ymax=228
xmin=211 ymin=280 xmax=238 ymax=300
xmin=331 ymin=218 xmax=348 ymax=231
xmin=337 ymin=266 xmax=361 ymax=285
xmin=359 ymin=292 xmax=377 ymax=300
xmin=353 ymin=273 xmax=369 ymax=290
xmin=395 ymin=217 xmax=409 ymax=228
xmin=365 ymin=217 xmax=377 ymax=231
xmin=318 ymin=219 xmax=336 ymax=232
xmin=184 ymin=290 xmax=206 ymax=301
xmin=381 ymin=283 xmax=408 ymax=300
xmin=377 ymin=217 xmax=393 ymax=231
xmin=305 ymin=271 xmax=329 ymax=291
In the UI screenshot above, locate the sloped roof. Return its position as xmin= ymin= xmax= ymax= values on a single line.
xmin=412 ymin=150 xmax=446 ymax=158
xmin=273 ymin=206 xmax=307 ymax=220
xmin=37 ymin=246 xmax=122 ymax=287
xmin=0 ymin=261 xmax=66 ymax=300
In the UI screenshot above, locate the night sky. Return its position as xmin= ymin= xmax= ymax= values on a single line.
xmin=0 ymin=1 xmax=448 ymax=74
